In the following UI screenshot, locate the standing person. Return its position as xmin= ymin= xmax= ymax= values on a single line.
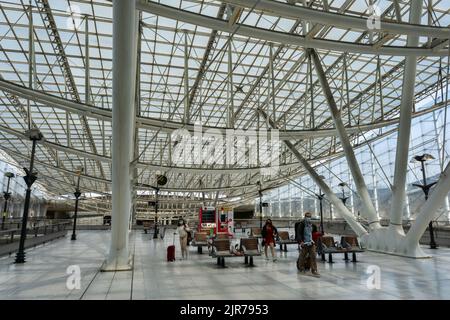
xmin=177 ymin=219 xmax=191 ymax=260
xmin=312 ymin=223 xmax=323 ymax=258
xmin=261 ymin=218 xmax=278 ymax=262
xmin=296 ymin=212 xmax=320 ymax=277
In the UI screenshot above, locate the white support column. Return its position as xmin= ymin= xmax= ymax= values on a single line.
xmin=347 ymin=169 xmax=355 ymax=216
xmin=288 ymin=183 xmax=292 ymax=217
xmin=278 ymin=188 xmax=281 ymax=218
xmin=269 ymin=43 xmax=276 ymax=120
xmin=102 ymin=0 xmax=137 ymax=271
xmin=308 ymin=48 xmax=380 ymax=229
xmin=102 ymin=119 xmax=106 ymax=156
xmin=404 ymin=161 xmax=450 ymax=254
xmin=389 ymin=0 xmax=423 ymax=234
xmin=259 ymin=109 xmax=368 ymax=237
xmin=371 ymin=152 xmax=380 ymax=219
xmin=227 ymin=35 xmax=234 ymax=128
xmin=184 ymin=30 xmax=190 ymax=124
xmin=405 ymin=186 xmax=411 ymax=220
xmin=66 ymin=111 xmax=71 ymax=147
xmin=314 ymin=195 xmax=318 ymax=218
xmin=85 ymin=15 xmax=90 ymax=105
xmin=432 ymin=110 xmax=450 ymax=221
xmin=28 ymin=4 xmax=35 ymax=130
xmin=300 ymin=178 xmax=304 ymax=214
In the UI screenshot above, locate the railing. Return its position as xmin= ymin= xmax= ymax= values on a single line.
xmin=1 ymin=218 xmax=71 ymax=231
xmin=0 ymin=221 xmax=72 ymax=244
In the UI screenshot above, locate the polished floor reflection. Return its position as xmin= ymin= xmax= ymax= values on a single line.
xmin=0 ymin=230 xmax=449 ymax=300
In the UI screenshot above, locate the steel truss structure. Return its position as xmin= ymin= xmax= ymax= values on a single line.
xmin=0 ymin=0 xmax=450 ymax=266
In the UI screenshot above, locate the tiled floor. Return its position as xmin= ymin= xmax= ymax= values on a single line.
xmin=1 ymin=230 xmax=450 ymax=300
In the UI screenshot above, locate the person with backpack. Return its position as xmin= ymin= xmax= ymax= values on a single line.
xmin=177 ymin=219 xmax=191 ymax=260
xmin=296 ymin=212 xmax=320 ymax=277
xmin=261 ymin=218 xmax=278 ymax=262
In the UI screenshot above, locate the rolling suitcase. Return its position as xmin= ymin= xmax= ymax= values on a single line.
xmin=167 ymin=232 xmax=176 ymax=262
xmin=297 ymin=245 xmax=311 ymax=271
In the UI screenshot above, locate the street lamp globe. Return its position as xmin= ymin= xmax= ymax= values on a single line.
xmin=5 ymin=172 xmax=15 ymax=179
xmin=24 ymin=128 xmax=44 ymax=141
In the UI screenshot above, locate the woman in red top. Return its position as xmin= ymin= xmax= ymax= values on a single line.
xmin=262 ymin=219 xmax=278 ymax=262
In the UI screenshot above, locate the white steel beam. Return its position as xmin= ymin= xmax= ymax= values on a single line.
xmin=135 ymin=0 xmax=448 ymax=57
xmin=102 ymin=0 xmax=137 ymax=272
xmin=404 ymin=161 xmax=450 ymax=253
xmin=222 ymin=0 xmax=448 ymax=39
xmin=1 ymin=78 xmax=447 ymax=140
xmin=258 ymin=108 xmax=368 ymax=237
xmin=389 ymin=0 xmax=423 ymax=234
xmin=308 ymin=48 xmax=380 ymax=228
xmin=183 ymin=30 xmax=190 ymax=124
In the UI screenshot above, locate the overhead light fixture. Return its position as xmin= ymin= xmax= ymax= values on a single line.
xmin=412 ymin=154 xmax=435 ymax=162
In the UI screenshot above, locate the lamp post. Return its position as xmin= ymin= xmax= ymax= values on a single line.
xmin=257 ymin=181 xmax=262 ymax=228
xmin=152 ymin=187 xmax=160 ymax=239
xmin=2 ymin=172 xmax=15 ymax=230
xmin=151 ymin=175 xmax=167 ymax=239
xmin=71 ymin=167 xmax=83 ymax=241
xmin=411 ymin=154 xmax=438 ymax=249
xmin=316 ymin=175 xmax=325 ymax=235
xmin=15 ymin=128 xmax=44 ymax=264
xmin=338 ymin=182 xmax=349 ymax=205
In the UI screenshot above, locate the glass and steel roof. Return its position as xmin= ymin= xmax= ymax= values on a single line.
xmin=0 ymin=0 xmax=449 ymax=212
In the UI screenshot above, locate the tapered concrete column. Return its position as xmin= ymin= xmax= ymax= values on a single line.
xmin=102 ymin=0 xmax=137 ymax=271
xmin=308 ymin=48 xmax=380 ymax=229
xmin=389 ymin=0 xmax=423 ymax=234
xmin=402 ymin=161 xmax=450 ymax=255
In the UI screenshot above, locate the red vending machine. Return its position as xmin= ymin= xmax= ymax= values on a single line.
xmin=198 ymin=206 xmax=216 ymax=236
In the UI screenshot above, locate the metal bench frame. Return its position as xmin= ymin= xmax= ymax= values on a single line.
xmin=276 ymin=231 xmax=297 ymax=252
xmin=319 ymin=236 xmax=364 ymax=263
xmin=240 ymin=237 xmax=261 ymax=266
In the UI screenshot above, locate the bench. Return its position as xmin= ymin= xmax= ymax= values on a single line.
xmin=142 ymin=221 xmax=152 ymax=234
xmin=250 ymin=228 xmax=262 ymax=238
xmin=211 ymin=239 xmax=236 ymax=267
xmin=340 ymin=235 xmax=365 ymax=262
xmin=276 ymin=231 xmax=297 ymax=252
xmin=190 ymin=232 xmax=208 ymax=253
xmin=318 ymin=235 xmax=364 ymax=263
xmin=240 ymin=237 xmax=261 ymax=266
xmin=215 ymin=232 xmax=229 ymax=240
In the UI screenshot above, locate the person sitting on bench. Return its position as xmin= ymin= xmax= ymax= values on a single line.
xmin=296 ymin=212 xmax=320 ymax=277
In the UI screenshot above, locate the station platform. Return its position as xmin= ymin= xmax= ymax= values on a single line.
xmin=1 ymin=230 xmax=449 ymax=300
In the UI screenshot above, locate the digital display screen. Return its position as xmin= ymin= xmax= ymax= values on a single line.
xmin=202 ymin=210 xmax=215 ymax=223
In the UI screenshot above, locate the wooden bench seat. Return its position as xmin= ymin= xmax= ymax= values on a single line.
xmin=211 ymin=239 xmax=235 ymax=267
xmin=142 ymin=221 xmax=152 ymax=234
xmin=240 ymin=237 xmax=261 ymax=266
xmin=215 ymin=232 xmax=229 ymax=240
xmin=190 ymin=232 xmax=208 ymax=253
xmin=276 ymin=231 xmax=297 ymax=252
xmin=250 ymin=228 xmax=262 ymax=238
xmin=318 ymin=235 xmax=364 ymax=263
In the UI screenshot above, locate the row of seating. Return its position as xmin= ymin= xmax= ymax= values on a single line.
xmin=210 ymin=238 xmax=261 ymax=267
xmin=209 ymin=235 xmax=363 ymax=268
xmin=249 ymin=228 xmax=300 ymax=252
xmin=318 ymin=235 xmax=364 ymax=263
xmin=189 ymin=230 xmax=364 ymax=267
